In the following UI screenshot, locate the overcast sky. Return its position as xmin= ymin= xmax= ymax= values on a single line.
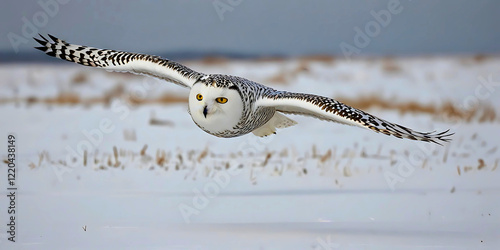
xmin=1 ymin=0 xmax=500 ymax=59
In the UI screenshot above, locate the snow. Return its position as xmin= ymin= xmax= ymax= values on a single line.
xmin=0 ymin=56 xmax=499 ymax=249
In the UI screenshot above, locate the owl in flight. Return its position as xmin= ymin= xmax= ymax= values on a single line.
xmin=34 ymin=34 xmax=452 ymax=144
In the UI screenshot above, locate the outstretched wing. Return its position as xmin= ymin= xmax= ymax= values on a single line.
xmin=257 ymin=91 xmax=453 ymax=144
xmin=34 ymin=34 xmax=204 ymax=88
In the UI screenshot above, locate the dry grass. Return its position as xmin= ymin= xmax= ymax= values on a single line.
xmin=6 ymin=90 xmax=185 ymax=106
xmin=298 ymin=55 xmax=335 ymax=64
xmin=149 ymin=111 xmax=175 ymax=126
xmin=2 ymin=55 xmax=498 ymax=124
xmin=381 ymin=58 xmax=403 ymax=74
xmin=267 ymin=72 xmax=288 ymax=84
xmin=71 ymin=72 xmax=88 ymax=84
xmin=156 ymin=149 xmax=167 ymax=166
xmin=199 ymin=56 xmax=229 ymax=65
xmin=478 ymin=159 xmax=486 ymax=170
xmin=28 ymin=141 xmax=499 ymax=183
xmin=459 ymin=54 xmax=491 ymax=65
xmin=44 ymin=92 xmax=81 ymax=105
xmin=320 ymin=149 xmax=332 ymax=163
xmin=140 ymin=144 xmax=148 ymax=156
xmin=266 ymin=60 xmax=312 ymax=85
xmin=3 ymin=92 xmax=497 ymax=123
xmin=338 ymin=95 xmax=497 ymax=123
xmin=24 ymin=112 xmax=498 ymax=182
xmin=262 ymin=152 xmax=272 ymax=167
xmin=197 ymin=148 xmax=208 ymax=163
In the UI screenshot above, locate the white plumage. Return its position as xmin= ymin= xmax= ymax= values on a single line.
xmin=34 ymin=34 xmax=453 ymax=144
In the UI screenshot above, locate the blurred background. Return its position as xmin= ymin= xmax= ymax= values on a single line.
xmin=1 ymin=0 xmax=500 ymax=61
xmin=1 ymin=1 xmax=500 ymax=249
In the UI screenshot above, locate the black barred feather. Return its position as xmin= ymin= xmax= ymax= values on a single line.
xmin=257 ymin=91 xmax=453 ymax=145
xmin=34 ymin=34 xmax=204 ymax=88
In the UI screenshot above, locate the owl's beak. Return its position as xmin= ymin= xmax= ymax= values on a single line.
xmin=203 ymin=105 xmax=208 ymax=118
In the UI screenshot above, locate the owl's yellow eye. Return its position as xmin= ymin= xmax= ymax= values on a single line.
xmin=196 ymin=94 xmax=203 ymax=101
xmin=216 ymin=97 xmax=228 ymax=104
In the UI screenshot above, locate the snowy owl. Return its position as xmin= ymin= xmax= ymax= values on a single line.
xmin=34 ymin=34 xmax=452 ymax=144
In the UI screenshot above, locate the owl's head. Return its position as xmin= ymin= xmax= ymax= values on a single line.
xmin=188 ymin=82 xmax=243 ymax=134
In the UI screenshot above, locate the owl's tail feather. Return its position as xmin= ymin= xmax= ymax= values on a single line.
xmin=252 ymin=112 xmax=297 ymax=137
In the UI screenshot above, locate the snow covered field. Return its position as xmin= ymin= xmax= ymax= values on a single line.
xmin=0 ymin=56 xmax=499 ymax=249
